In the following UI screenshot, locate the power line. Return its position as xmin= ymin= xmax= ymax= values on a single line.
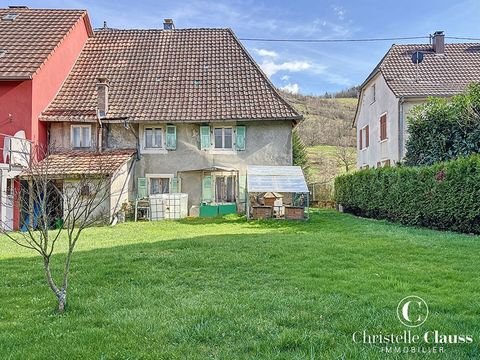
xmin=239 ymin=36 xmax=429 ymax=43
xmin=446 ymin=36 xmax=480 ymax=41
xmin=239 ymin=35 xmax=480 ymax=43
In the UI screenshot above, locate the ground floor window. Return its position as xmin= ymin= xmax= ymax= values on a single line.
xmin=215 ymin=175 xmax=235 ymax=203
xmin=150 ymin=177 xmax=170 ymax=195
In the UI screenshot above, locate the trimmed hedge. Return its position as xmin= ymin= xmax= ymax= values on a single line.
xmin=334 ymin=155 xmax=480 ymax=234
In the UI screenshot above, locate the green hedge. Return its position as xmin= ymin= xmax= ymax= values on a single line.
xmin=334 ymin=155 xmax=480 ymax=234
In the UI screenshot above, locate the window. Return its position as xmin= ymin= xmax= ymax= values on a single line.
xmin=71 ymin=125 xmax=91 ymax=148
xmin=215 ymin=175 xmax=235 ymax=203
xmin=144 ymin=127 xmax=163 ymax=148
xmin=380 ymin=114 xmax=387 ymax=141
xmin=359 ymin=125 xmax=369 ymax=149
xmin=149 ymin=178 xmax=170 ymax=195
xmin=214 ymin=127 xmax=233 ymax=149
xmin=371 ymin=84 xmax=376 ymax=103
xmin=2 ymin=13 xmax=19 ymax=21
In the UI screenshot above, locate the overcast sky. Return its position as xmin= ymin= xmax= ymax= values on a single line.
xmin=5 ymin=0 xmax=480 ymax=95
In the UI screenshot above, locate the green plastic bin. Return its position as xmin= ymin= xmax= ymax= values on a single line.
xmin=200 ymin=204 xmax=218 ymax=217
xmin=218 ymin=203 xmax=237 ymax=215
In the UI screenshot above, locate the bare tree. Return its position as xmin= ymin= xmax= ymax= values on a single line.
xmin=1 ymin=144 xmax=112 ymax=312
xmin=334 ymin=144 xmax=356 ymax=173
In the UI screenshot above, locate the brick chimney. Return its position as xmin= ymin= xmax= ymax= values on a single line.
xmin=96 ymin=76 xmax=109 ymax=118
xmin=432 ymin=31 xmax=445 ymax=55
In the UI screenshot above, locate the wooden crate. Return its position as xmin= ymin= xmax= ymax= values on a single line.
xmin=285 ymin=206 xmax=305 ymax=220
xmin=252 ymin=206 xmax=272 ymax=219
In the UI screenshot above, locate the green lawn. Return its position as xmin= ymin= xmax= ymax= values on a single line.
xmin=1 ymin=211 xmax=479 ymax=359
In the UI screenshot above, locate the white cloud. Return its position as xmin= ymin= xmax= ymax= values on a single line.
xmin=333 ymin=6 xmax=346 ymax=21
xmin=255 ymin=48 xmax=279 ymax=58
xmin=260 ymin=60 xmax=312 ymax=78
xmin=280 ymin=75 xmax=290 ymax=81
xmin=280 ymin=83 xmax=300 ymax=94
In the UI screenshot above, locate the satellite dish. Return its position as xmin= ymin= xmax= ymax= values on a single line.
xmin=411 ymin=51 xmax=424 ymax=64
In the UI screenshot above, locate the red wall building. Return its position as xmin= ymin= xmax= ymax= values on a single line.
xmin=0 ymin=7 xmax=93 ymax=229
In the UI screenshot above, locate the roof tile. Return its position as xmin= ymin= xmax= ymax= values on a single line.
xmin=0 ymin=8 xmax=88 ymax=79
xmin=41 ymin=28 xmax=300 ymax=122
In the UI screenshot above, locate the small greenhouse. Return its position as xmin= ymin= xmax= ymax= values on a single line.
xmin=246 ymin=165 xmax=309 ymax=220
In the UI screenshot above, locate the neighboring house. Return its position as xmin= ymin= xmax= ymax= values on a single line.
xmin=39 ymin=21 xmax=302 ymax=218
xmin=353 ymin=31 xmax=480 ymax=169
xmin=0 ymin=6 xmax=93 ymax=230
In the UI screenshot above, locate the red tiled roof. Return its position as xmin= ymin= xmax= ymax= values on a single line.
xmin=375 ymin=43 xmax=480 ymax=97
xmin=28 ymin=150 xmax=135 ymax=177
xmin=40 ymin=28 xmax=301 ymax=123
xmin=0 ymin=8 xmax=91 ymax=79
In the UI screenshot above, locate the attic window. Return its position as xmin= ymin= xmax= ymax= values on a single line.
xmin=194 ymin=79 xmax=201 ymax=86
xmin=0 ymin=50 xmax=5 ymax=58
xmin=3 ymin=13 xmax=19 ymax=21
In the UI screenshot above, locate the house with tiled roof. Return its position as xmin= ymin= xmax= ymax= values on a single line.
xmin=0 ymin=6 xmax=93 ymax=230
xmin=40 ymin=21 xmax=302 ymax=218
xmin=354 ymin=31 xmax=480 ymax=169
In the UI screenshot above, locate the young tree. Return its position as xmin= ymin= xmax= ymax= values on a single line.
xmin=1 ymin=145 xmax=112 ymax=313
xmin=292 ymin=130 xmax=310 ymax=178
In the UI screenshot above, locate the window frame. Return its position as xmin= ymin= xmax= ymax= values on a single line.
xmin=146 ymin=173 xmax=174 ymax=195
xmin=71 ymin=124 xmax=92 ymax=149
xmin=213 ymin=126 xmax=234 ymax=150
xmin=379 ymin=113 xmax=388 ymax=141
xmin=140 ymin=125 xmax=167 ymax=154
xmin=370 ymin=84 xmax=376 ymax=104
xmin=360 ymin=125 xmax=369 ymax=150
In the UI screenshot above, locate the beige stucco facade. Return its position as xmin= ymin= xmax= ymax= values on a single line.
xmin=49 ymin=120 xmax=293 ymax=213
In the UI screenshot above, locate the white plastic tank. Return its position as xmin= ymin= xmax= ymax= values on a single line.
xmin=150 ymin=193 xmax=188 ymax=220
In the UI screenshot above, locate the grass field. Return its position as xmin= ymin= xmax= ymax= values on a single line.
xmin=307 ymin=145 xmax=356 ymax=184
xmin=1 ymin=211 xmax=479 ymax=359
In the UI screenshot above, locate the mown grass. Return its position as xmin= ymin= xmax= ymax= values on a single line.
xmin=1 ymin=210 xmax=479 ymax=359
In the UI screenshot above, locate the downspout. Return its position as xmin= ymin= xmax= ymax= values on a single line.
xmin=398 ymin=96 xmax=405 ymax=162
xmin=96 ymin=115 xmax=103 ymax=153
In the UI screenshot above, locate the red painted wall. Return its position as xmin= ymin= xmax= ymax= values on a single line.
xmin=0 ymin=81 xmax=33 ymax=162
xmin=0 ymin=14 xmax=91 ymax=229
xmin=32 ymin=16 xmax=90 ymax=152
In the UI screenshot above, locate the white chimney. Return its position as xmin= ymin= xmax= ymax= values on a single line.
xmin=432 ymin=31 xmax=445 ymax=55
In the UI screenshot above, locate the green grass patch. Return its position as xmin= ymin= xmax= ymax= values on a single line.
xmin=1 ymin=210 xmax=479 ymax=359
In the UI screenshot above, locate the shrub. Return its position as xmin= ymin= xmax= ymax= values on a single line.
xmin=334 ymin=155 xmax=480 ymax=234
xmin=405 ymin=83 xmax=480 ymax=166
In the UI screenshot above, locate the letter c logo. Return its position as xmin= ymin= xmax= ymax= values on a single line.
xmin=397 ymin=295 xmax=428 ymax=327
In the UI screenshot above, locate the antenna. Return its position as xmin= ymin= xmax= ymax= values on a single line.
xmin=411 ymin=51 xmax=424 ymax=82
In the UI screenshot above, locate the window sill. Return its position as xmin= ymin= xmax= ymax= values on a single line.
xmin=140 ymin=148 xmax=168 ymax=155
xmin=379 ymin=139 xmax=388 ymax=143
xmin=210 ymin=149 xmax=237 ymax=155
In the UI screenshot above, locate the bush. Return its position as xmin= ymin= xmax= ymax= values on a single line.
xmin=334 ymin=155 xmax=480 ymax=234
xmin=405 ymin=83 xmax=480 ymax=166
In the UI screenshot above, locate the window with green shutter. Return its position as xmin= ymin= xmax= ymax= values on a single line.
xmin=137 ymin=177 xmax=148 ymax=199
xmin=236 ymin=125 xmax=246 ymax=151
xmin=166 ymin=125 xmax=177 ymax=150
xmin=200 ymin=126 xmax=211 ymax=150
xmin=202 ymin=175 xmax=213 ymax=202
